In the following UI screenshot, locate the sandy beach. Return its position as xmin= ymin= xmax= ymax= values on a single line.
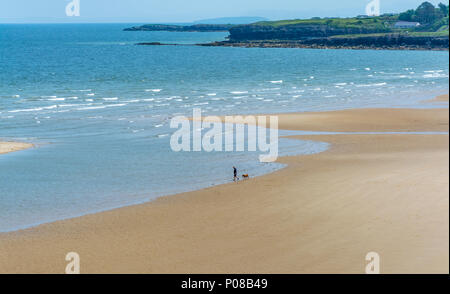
xmin=0 ymin=142 xmax=32 ymax=155
xmin=0 ymin=100 xmax=448 ymax=274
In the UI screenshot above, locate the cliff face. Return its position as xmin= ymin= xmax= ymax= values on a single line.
xmin=228 ymin=24 xmax=391 ymax=41
xmin=312 ymin=35 xmax=449 ymax=47
xmin=223 ymin=22 xmax=449 ymax=49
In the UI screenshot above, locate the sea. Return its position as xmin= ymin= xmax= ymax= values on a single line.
xmin=0 ymin=23 xmax=448 ymax=232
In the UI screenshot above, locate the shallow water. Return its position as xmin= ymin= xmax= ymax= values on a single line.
xmin=0 ymin=24 xmax=448 ymax=232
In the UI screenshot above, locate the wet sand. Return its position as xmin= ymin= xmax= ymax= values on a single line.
xmin=0 ymin=142 xmax=33 ymax=155
xmin=0 ymin=106 xmax=448 ymax=274
xmin=424 ymin=94 xmax=449 ymax=103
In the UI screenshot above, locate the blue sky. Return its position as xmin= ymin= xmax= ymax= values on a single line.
xmin=1 ymin=0 xmax=449 ymax=23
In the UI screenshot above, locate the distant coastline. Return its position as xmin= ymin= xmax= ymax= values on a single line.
xmin=129 ymin=2 xmax=449 ymax=51
xmin=124 ymin=24 xmax=234 ymax=32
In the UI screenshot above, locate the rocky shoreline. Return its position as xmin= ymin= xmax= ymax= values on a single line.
xmin=198 ymin=35 xmax=449 ymax=51
xmin=136 ymin=42 xmax=181 ymax=46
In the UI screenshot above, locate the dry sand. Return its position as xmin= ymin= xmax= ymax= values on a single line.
xmin=0 ymin=106 xmax=448 ymax=274
xmin=0 ymin=142 xmax=33 ymax=155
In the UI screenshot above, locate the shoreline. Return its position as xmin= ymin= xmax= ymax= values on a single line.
xmin=0 ymin=141 xmax=33 ymax=155
xmin=197 ymin=40 xmax=449 ymax=51
xmin=0 ymin=97 xmax=448 ymax=273
xmin=424 ymin=94 xmax=450 ymax=103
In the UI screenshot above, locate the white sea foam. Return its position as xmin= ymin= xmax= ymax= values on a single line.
xmin=146 ymin=89 xmax=162 ymax=92
xmin=76 ymin=103 xmax=127 ymax=111
xmin=260 ymin=88 xmax=281 ymax=91
xmin=42 ymin=105 xmax=57 ymax=110
xmin=230 ymin=91 xmax=248 ymax=95
xmin=355 ymin=82 xmax=387 ymax=87
xmin=77 ymin=106 xmax=106 ymax=110
xmin=423 ymin=73 xmax=448 ymax=78
xmin=48 ymin=98 xmax=65 ymax=101
xmin=60 ymin=103 xmax=91 ymax=108
xmin=8 ymin=105 xmax=57 ymax=113
xmin=9 ymin=108 xmax=43 ymax=113
xmin=269 ymin=80 xmax=283 ymax=84
xmin=107 ymin=103 xmax=127 ymax=107
xmin=103 ymin=97 xmax=118 ymax=101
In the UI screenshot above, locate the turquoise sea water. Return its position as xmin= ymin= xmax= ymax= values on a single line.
xmin=0 ymin=24 xmax=448 ymax=232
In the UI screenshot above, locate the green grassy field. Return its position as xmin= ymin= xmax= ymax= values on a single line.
xmin=409 ymin=30 xmax=449 ymax=37
xmin=329 ymin=31 xmax=449 ymax=39
xmin=254 ymin=16 xmax=397 ymax=29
